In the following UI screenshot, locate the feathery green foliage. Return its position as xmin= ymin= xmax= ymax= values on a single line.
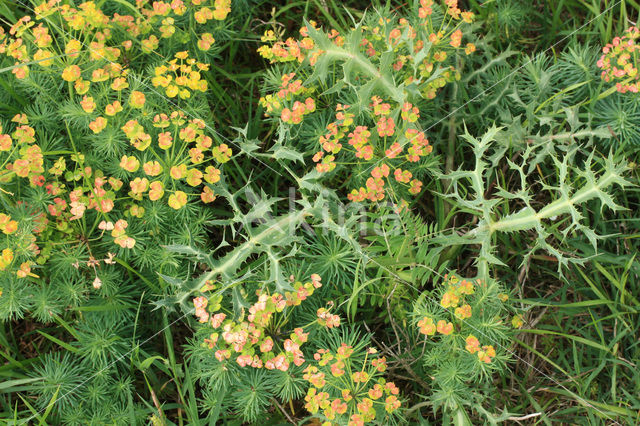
xmin=0 ymin=0 xmax=639 ymax=425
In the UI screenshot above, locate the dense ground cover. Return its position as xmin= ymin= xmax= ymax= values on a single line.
xmin=0 ymin=0 xmax=639 ymax=424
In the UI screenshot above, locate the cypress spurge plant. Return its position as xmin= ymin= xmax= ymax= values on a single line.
xmin=0 ymin=0 xmax=241 ymax=422
xmin=0 ymin=0 xmax=236 ymax=288
xmin=411 ymin=273 xmax=518 ymax=424
xmin=187 ymin=269 xmax=404 ymax=425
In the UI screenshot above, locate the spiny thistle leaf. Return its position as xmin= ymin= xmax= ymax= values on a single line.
xmin=435 ymin=126 xmax=631 ymax=277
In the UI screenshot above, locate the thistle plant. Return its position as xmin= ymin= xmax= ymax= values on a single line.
xmin=435 ymin=126 xmax=630 ymax=279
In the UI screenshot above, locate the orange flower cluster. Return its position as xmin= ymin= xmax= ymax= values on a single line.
xmin=439 ymin=273 xmax=476 ymax=318
xmin=0 ymin=208 xmax=44 ymax=274
xmin=259 ymin=73 xmax=316 ymax=124
xmin=258 ymin=2 xmax=477 ymax=206
xmin=42 ymin=163 xmax=118 ymax=220
xmin=193 ymin=275 xmax=323 ymax=371
xmin=1 ymin=116 xmax=42 ymax=185
xmin=0 ymin=213 xmax=18 ymax=272
xmin=99 ymin=219 xmax=135 ymax=249
xmin=310 ymin=98 xmax=431 ymax=203
xmin=303 ymin=346 xmax=400 ymax=425
xmin=317 ymin=307 xmax=341 ymax=328
xmin=193 ymin=0 xmax=231 ymax=22
xmin=464 ymin=335 xmax=496 ymax=364
xmin=597 ymin=26 xmax=640 ymax=93
xmin=2 ymin=0 xmax=230 ymax=82
xmin=415 ymin=273 xmax=516 ymax=369
xmin=0 ymin=248 xmax=14 ymax=271
xmin=256 ymin=23 xmax=319 ymax=64
xmin=417 ymin=316 xmax=455 ymax=336
xmin=115 ymin=109 xmax=229 ymax=210
xmin=0 ymin=113 xmax=128 ymax=255
xmin=0 ymin=214 xmax=18 ymax=235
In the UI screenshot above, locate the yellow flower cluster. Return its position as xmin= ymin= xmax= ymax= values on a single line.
xmin=0 ymin=0 xmax=235 ymax=262
xmin=116 ymin=110 xmax=228 ymax=211
xmin=152 ymin=51 xmax=210 ymax=99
